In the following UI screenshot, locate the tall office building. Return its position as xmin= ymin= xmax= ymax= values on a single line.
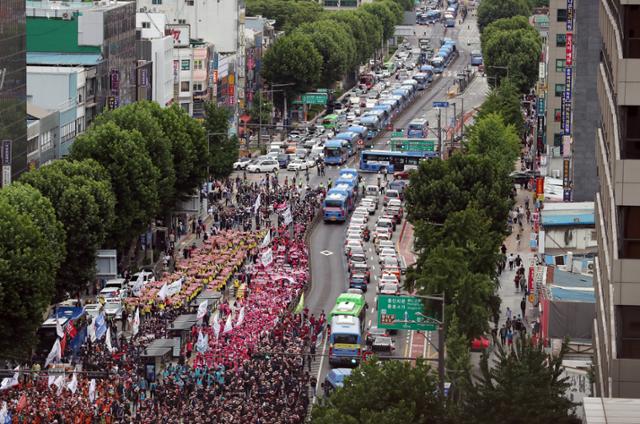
xmin=594 ymin=0 xmax=640 ymax=398
xmin=0 ymin=0 xmax=28 ymax=185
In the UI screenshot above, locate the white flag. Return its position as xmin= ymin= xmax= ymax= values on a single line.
xmin=223 ymin=315 xmax=233 ymax=333
xmin=87 ymin=319 xmax=96 ymax=343
xmin=261 ymin=229 xmax=271 ymax=248
xmin=67 ymin=372 xmax=78 ymax=394
xmin=157 ymin=283 xmax=169 ymax=300
xmin=166 ymin=278 xmax=183 ymax=297
xmin=88 ymin=379 xmax=97 ymax=403
xmin=105 ymin=327 xmax=114 ymax=353
xmin=283 ymin=206 xmax=293 ymax=226
xmin=45 ymin=339 xmax=62 ymax=367
xmin=0 ymin=366 xmax=19 ymax=391
xmin=260 ymin=249 xmax=273 ymax=267
xmin=196 ymin=331 xmax=209 ymax=353
xmin=253 ymin=193 xmax=261 ymax=214
xmin=212 ymin=313 xmax=221 ymax=339
xmin=56 ymin=316 xmax=65 ymax=339
xmin=0 ymin=401 xmax=7 ymax=423
xmin=132 ymin=307 xmax=140 ymax=337
xmin=197 ymin=300 xmax=208 ymax=321
xmin=53 ymin=374 xmax=65 ymax=395
xmin=236 ymin=306 xmax=245 ymax=326
xmin=47 ymin=374 xmax=56 ymax=387
xmin=132 ymin=272 xmax=145 ymax=296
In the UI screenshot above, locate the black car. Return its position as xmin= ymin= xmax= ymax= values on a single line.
xmin=510 ymin=170 xmax=540 ymax=186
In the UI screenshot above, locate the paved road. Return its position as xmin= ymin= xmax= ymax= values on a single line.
xmin=303 ymin=14 xmax=483 ymax=401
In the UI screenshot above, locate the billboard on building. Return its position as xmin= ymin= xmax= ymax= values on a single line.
xmin=166 ymin=24 xmax=191 ymax=48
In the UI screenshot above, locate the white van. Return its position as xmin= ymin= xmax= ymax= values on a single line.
xmin=310 ymin=145 xmax=324 ymax=159
xmin=366 ymin=185 xmax=380 ymax=197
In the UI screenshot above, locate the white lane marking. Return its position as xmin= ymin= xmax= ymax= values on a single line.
xmin=314 ymin=330 xmax=328 ymax=404
xmin=408 ymin=330 xmax=414 ymax=358
xmin=368 ymin=319 xmax=372 ymax=327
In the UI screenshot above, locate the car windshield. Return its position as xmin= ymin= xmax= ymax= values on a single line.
xmin=351 ymin=255 xmax=366 ymax=263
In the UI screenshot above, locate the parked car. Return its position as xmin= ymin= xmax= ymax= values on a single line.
xmin=233 ymin=157 xmax=252 ymax=170
xmin=287 ymin=159 xmax=311 ymax=171
xmin=247 ymin=159 xmax=279 ymax=173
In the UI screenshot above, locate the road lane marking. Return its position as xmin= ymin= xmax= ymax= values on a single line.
xmin=368 ymin=319 xmax=372 ymax=327
xmin=314 ymin=329 xmax=328 ymax=404
xmin=320 ymin=250 xmax=333 ymax=256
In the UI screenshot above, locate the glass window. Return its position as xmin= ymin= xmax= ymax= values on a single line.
xmin=556 ymin=34 xmax=566 ymax=47
xmin=620 ymin=306 xmax=640 ymax=358
xmin=192 ymin=83 xmax=203 ymax=92
xmin=554 ymin=108 xmax=561 ymax=122
xmin=151 ymin=0 xmax=162 ymax=4
xmin=555 ymin=84 xmax=565 ymax=97
xmin=40 ymin=131 xmax=53 ymax=151
xmin=193 ymin=59 xmax=203 ymax=70
xmin=555 ymin=59 xmax=566 ymax=72
xmin=27 ymin=137 xmax=38 ymax=154
xmin=181 ymin=60 xmax=190 ymax=71
xmin=553 ymin=133 xmax=563 ymax=146
xmin=557 ymin=9 xmax=567 ymax=22
xmin=180 ymin=81 xmax=190 ymax=92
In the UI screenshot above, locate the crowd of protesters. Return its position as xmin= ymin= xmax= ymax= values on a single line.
xmin=0 ymin=176 xmax=325 ymax=424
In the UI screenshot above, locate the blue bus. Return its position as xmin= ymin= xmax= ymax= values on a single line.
xmin=335 ymin=132 xmax=361 ymax=156
xmin=346 ymin=126 xmax=370 ymax=147
xmin=323 ymin=189 xmax=351 ymax=222
xmin=329 ymin=315 xmax=362 ymax=367
xmin=339 ymin=168 xmax=359 ymax=179
xmin=359 ymin=150 xmax=433 ymax=173
xmin=359 ymin=115 xmax=381 ymax=138
xmin=431 ymin=57 xmax=445 ymax=74
xmin=419 ymin=65 xmax=434 ymax=81
xmin=324 ymin=139 xmax=349 ymax=165
xmin=413 ymin=73 xmax=430 ymax=90
xmin=407 ymin=118 xmax=429 ymax=138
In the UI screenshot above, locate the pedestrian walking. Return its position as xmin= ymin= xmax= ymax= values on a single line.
xmin=506 ymin=306 xmax=512 ymax=321
xmin=508 ymin=253 xmax=514 ymax=270
xmin=520 ymin=297 xmax=527 ymax=320
xmin=499 ymin=324 xmax=507 ymax=345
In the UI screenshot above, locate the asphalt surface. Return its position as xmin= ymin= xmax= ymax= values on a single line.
xmin=304 ymin=15 xmax=482 ymax=399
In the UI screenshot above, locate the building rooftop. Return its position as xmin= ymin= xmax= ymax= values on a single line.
xmin=27 ymin=52 xmax=103 ymax=66
xmin=27 ymin=102 xmax=53 ymax=120
xmin=548 ymin=269 xmax=594 ymax=303
xmin=27 ymin=0 xmax=131 ymax=12
xmin=541 ymin=201 xmax=595 ymax=226
xmin=583 ymin=397 xmax=640 ymax=423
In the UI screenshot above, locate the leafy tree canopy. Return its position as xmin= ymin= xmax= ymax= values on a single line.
xmin=93 ymin=102 xmax=176 ymax=212
xmin=326 ymin=11 xmax=370 ymax=65
xmin=477 ymin=0 xmax=531 ymax=32
xmin=312 ymin=360 xmax=451 ymax=424
xmin=20 ymin=159 xmax=116 ymax=300
xmin=481 ymin=18 xmax=541 ymax=93
xmin=466 ymin=112 xmax=521 ymax=174
xmin=0 ymin=186 xmax=64 ymax=358
xmin=262 ymin=32 xmax=323 ymax=95
xmin=70 ymin=121 xmax=160 ymax=252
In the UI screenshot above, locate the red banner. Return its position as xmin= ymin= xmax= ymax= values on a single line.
xmin=536 ymin=177 xmax=544 ymax=196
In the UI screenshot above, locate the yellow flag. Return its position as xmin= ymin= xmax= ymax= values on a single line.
xmin=294 ymin=293 xmax=305 ymax=314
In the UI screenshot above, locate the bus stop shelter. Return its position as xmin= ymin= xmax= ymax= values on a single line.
xmin=141 ymin=338 xmax=176 ymax=381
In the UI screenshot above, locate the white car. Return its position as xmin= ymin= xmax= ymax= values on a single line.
xmin=360 ymin=200 xmax=376 ymax=215
xmin=287 ymin=159 xmax=311 ymax=171
xmin=376 ymin=239 xmax=395 ymax=254
xmin=233 ymin=157 xmax=252 ymax=170
xmin=346 ymin=112 xmax=356 ymax=122
xmin=379 ymin=248 xmax=398 ymax=262
xmin=344 ymin=239 xmax=363 ymax=255
xmin=247 ymin=159 xmax=279 ymax=173
xmin=382 ymin=69 xmax=391 ymax=78
xmin=378 ymin=274 xmax=400 ymax=291
xmin=379 ymin=283 xmax=400 ymax=295
xmin=350 ymin=216 xmax=368 ymax=230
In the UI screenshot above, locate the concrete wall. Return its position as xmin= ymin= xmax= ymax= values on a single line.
xmin=572 ymin=0 xmax=600 ymax=201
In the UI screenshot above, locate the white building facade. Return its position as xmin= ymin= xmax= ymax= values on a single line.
xmin=136 ymin=13 xmax=175 ymax=106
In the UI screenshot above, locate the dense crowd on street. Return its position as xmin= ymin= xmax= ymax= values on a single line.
xmin=0 ymin=176 xmax=324 ymax=424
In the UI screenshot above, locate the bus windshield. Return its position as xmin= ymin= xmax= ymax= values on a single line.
xmin=324 ymin=199 xmax=344 ymax=208
xmin=325 ymin=147 xmax=343 ymax=157
xmin=407 ymin=119 xmax=428 ymax=138
xmin=332 ymin=333 xmax=359 ymax=344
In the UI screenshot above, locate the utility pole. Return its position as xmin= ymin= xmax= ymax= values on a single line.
xmin=437 ymin=108 xmax=442 ymax=159
xmin=451 ymin=102 xmax=457 ymax=149
xmin=460 ymin=97 xmax=464 ymax=139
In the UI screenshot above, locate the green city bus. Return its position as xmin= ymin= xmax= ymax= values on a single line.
xmin=322 ymin=114 xmax=340 ymax=129
xmin=329 ymin=293 xmax=367 ymax=331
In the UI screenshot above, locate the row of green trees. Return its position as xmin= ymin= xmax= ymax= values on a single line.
xmin=0 ymin=101 xmax=236 ymax=358
xmin=251 ymin=0 xmax=405 ymax=95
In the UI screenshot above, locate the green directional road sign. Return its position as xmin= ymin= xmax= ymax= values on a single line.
xmin=391 ymin=131 xmax=404 ymax=138
xmin=390 ymin=138 xmax=437 ymax=152
xmin=377 ymin=295 xmax=440 ymax=331
xmin=301 ymin=92 xmax=328 ymax=105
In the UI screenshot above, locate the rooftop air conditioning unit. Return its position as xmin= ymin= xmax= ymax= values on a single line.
xmin=586 ymin=261 xmax=594 ymax=274
xmin=62 ymin=12 xmax=72 ymax=20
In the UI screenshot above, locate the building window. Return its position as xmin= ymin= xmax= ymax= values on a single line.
xmin=180 ymin=103 xmax=190 ymax=113
xmin=27 ymin=137 xmax=38 ymax=155
xmin=555 ymin=59 xmax=566 ymax=72
xmin=193 ymin=83 xmax=203 ymax=92
xmin=60 ymin=122 xmax=76 ymax=143
xmin=152 ymin=0 xmax=162 ymax=4
xmin=193 ymin=59 xmax=203 ymax=70
xmin=553 ymin=133 xmax=563 ymax=146
xmin=181 ymin=81 xmax=190 ymax=92
xmin=556 ymin=34 xmax=566 ymax=47
xmin=557 ymin=9 xmax=567 ymax=22
xmin=554 ymin=108 xmax=561 ymax=122
xmin=76 ymin=118 xmax=84 ymax=135
xmin=178 ymin=19 xmax=187 ymax=24
xmin=186 ymin=0 xmax=194 ymax=5
xmin=142 ymin=22 xmax=151 ymax=29
xmin=555 ymin=84 xmax=565 ymax=97
xmin=40 ymin=130 xmax=53 ymax=151
xmin=620 ymin=306 xmax=640 ymax=358
xmin=181 ymin=60 xmax=190 ymax=71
